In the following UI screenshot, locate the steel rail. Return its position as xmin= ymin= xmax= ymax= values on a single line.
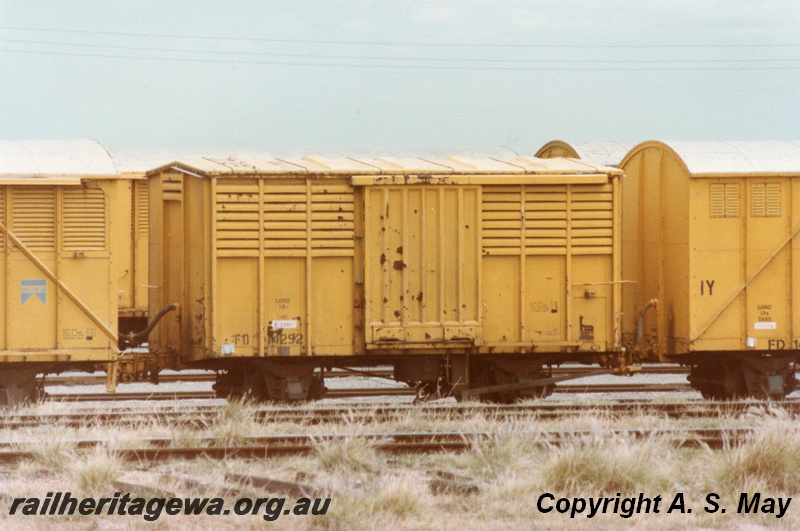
xmin=0 ymin=426 xmax=773 ymax=463
xmin=42 ymin=382 xmax=696 ymax=402
xmin=7 ymin=397 xmax=795 ymax=431
xmin=41 ymin=365 xmax=696 ymax=387
xmin=1 ymin=400 xmax=794 ymax=430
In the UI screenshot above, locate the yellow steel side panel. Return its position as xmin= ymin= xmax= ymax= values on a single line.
xmin=114 ymin=180 xmax=134 ymax=312
xmin=626 ymin=148 xmax=677 ymax=355
xmin=691 ymin=177 xmax=794 ymax=352
xmin=481 ymin=181 xmax=617 ymax=352
xmin=216 ymin=258 xmax=258 ymax=357
xmin=364 ymin=186 xmax=481 ymax=346
xmin=8 ymin=257 xmax=57 ymax=349
xmin=526 ymin=255 xmax=566 ymax=343
xmin=661 ymin=157 xmax=691 ymax=353
xmin=147 ymin=175 xmax=165 ymax=352
xmin=159 ymin=178 xmax=184 ymax=356
xmin=482 ymin=255 xmax=521 ymax=343
xmin=208 ymin=176 xmax=357 ymax=359
xmin=1 ymin=183 xmax=117 ymax=360
xmin=571 ymin=255 xmax=611 ymax=348
xmin=57 ymin=258 xmax=113 ymax=349
xmin=0 ymin=260 xmax=4 ymax=349
xmin=690 ymin=179 xmax=745 ymax=350
xmin=263 ymin=257 xmax=306 ymax=357
xmin=793 ymin=179 xmax=800 ymax=349
xmin=311 ymin=257 xmax=353 ymax=354
xmin=186 ymin=176 xmax=209 ymax=360
xmin=743 ymin=178 xmax=790 ymax=350
xmin=620 ymin=153 xmax=642 ymax=342
xmin=133 ymin=179 xmax=149 ymax=312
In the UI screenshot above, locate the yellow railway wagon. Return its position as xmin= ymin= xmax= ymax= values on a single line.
xmin=0 ymin=140 xmax=129 ymax=403
xmin=620 ymin=141 xmax=800 ymax=399
xmin=147 ymin=154 xmax=624 ymax=401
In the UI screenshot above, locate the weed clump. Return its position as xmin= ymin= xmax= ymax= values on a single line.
xmin=315 ymin=437 xmax=381 ymax=474
xmin=69 ymin=447 xmax=123 ymax=495
xmin=466 ymin=430 xmax=540 ymax=480
xmin=714 ymin=420 xmax=800 ymax=492
xmin=539 ymin=434 xmax=675 ymax=494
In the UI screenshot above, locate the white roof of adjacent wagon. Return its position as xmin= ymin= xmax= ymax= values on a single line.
xmin=0 ymin=140 xmax=522 ymax=177
xmin=623 ymin=141 xmax=800 ymax=176
xmin=0 ymin=139 xmax=120 ymax=175
xmin=0 ymin=139 xmax=221 ymax=176
xmin=536 ymin=141 xmax=637 ymax=167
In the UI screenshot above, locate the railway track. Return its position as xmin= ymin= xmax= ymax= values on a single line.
xmin=42 ymin=382 xmax=695 ymax=403
xmin=0 ymin=426 xmax=774 ymax=464
xmin=41 ymin=365 xmax=693 ymax=387
xmin=9 ymin=399 xmax=795 ymax=430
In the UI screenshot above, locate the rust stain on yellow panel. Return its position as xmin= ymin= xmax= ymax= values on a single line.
xmin=364 ymin=186 xmax=481 ymax=346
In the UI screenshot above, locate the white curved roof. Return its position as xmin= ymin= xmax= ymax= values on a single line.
xmin=0 ymin=139 xmax=211 ymax=176
xmin=563 ymin=141 xmax=637 ymax=167
xmin=537 ymin=140 xmax=637 ymax=167
xmin=0 ymin=139 xmax=120 ymax=175
xmin=631 ymin=141 xmax=800 ymax=175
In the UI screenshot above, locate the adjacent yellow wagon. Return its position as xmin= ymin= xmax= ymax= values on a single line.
xmin=620 ymin=141 xmax=800 ymax=398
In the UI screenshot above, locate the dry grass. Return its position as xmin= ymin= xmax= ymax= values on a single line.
xmin=538 ymin=433 xmax=676 ymax=494
xmin=1 ymin=400 xmax=800 ymax=528
xmin=315 ymin=436 xmax=381 ymax=474
xmin=713 ymin=416 xmax=800 ymax=493
xmin=68 ymin=446 xmax=124 ymax=495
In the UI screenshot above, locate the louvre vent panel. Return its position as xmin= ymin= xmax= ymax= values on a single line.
xmin=310 ymin=184 xmax=355 ymax=252
xmin=162 ymin=175 xmax=183 ymax=201
xmin=525 ymin=188 xmax=568 ymax=250
xmin=135 ymin=180 xmax=149 ymax=235
xmin=710 ymin=185 xmax=725 ymax=217
xmin=482 ymin=184 xmax=614 ymax=254
xmin=751 ymin=184 xmax=765 ymax=217
xmin=481 ymin=186 xmax=522 ymax=250
xmin=571 ymin=187 xmax=613 ymax=248
xmin=12 ymin=187 xmax=56 ymax=251
xmin=710 ymin=183 xmax=740 ymax=218
xmin=63 ymin=188 xmax=107 ymax=251
xmin=213 ymin=179 xmax=356 ymax=257
xmin=751 ymin=183 xmax=781 ymax=218
xmin=216 ymin=180 xmax=260 ymax=256
xmin=767 ymin=183 xmax=781 ymax=217
xmin=726 ymin=185 xmax=740 ymax=217
xmin=263 ymin=182 xmax=307 ymax=255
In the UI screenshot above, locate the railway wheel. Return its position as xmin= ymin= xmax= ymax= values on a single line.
xmin=689 ymin=360 xmax=748 ymax=400
xmin=452 ymin=360 xmax=552 ymax=403
xmin=215 ymin=362 xmax=323 ymax=402
xmin=0 ymin=369 xmax=43 ymax=407
xmin=690 ymin=355 xmax=798 ymax=400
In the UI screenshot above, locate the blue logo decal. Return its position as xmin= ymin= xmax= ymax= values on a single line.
xmin=21 ymin=279 xmax=47 ymax=305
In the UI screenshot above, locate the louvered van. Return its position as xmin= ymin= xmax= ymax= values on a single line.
xmin=620 ymin=141 xmax=800 ymax=399
xmin=0 ymin=140 xmax=131 ymax=403
xmin=146 ymin=154 xmax=624 ymax=401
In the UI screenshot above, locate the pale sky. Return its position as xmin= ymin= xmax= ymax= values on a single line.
xmin=1 ymin=1 xmax=799 ymax=152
